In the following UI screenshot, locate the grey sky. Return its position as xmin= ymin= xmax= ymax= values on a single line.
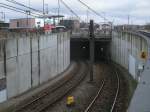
xmin=0 ymin=0 xmax=150 ymax=25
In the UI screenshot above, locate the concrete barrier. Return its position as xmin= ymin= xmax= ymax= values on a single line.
xmin=111 ymin=31 xmax=149 ymax=79
xmin=0 ymin=32 xmax=70 ymax=100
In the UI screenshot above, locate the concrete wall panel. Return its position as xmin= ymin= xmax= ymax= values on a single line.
xmin=0 ymin=32 xmax=70 ymax=99
xmin=18 ymin=37 xmax=30 ymax=55
xmin=6 ymin=57 xmax=18 ymax=98
xmin=57 ymin=34 xmax=61 ymax=73
xmin=31 ymin=37 xmax=38 ymax=52
xmin=0 ymin=61 xmax=4 ymax=79
xmin=111 ymin=31 xmax=149 ymax=79
xmin=6 ymin=38 xmax=17 ymax=58
xmin=40 ymin=49 xmax=49 ymax=84
xmin=0 ymin=41 xmax=4 ymax=79
xmin=18 ymin=54 xmax=31 ymax=93
xmin=31 ymin=52 xmax=39 ymax=87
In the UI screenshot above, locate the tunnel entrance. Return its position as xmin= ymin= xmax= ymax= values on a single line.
xmin=70 ymin=39 xmax=89 ymax=60
xmin=95 ymin=41 xmax=110 ymax=61
xmin=70 ymin=38 xmax=111 ymax=61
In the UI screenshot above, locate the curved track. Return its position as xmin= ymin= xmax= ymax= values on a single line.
xmin=13 ymin=62 xmax=89 ymax=112
xmin=84 ymin=65 xmax=120 ymax=112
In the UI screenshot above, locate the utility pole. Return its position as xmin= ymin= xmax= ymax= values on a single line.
xmin=58 ymin=0 xmax=60 ymax=25
xmin=3 ymin=12 xmax=5 ymax=22
xmin=27 ymin=0 xmax=31 ymax=28
xmin=128 ymin=15 xmax=130 ymax=25
xmin=0 ymin=12 xmax=5 ymax=22
xmin=89 ymin=20 xmax=95 ymax=82
xmin=26 ymin=10 xmax=30 ymax=28
xmin=43 ymin=0 xmax=45 ymax=14
xmin=86 ymin=8 xmax=89 ymax=23
xmin=45 ymin=4 xmax=49 ymax=14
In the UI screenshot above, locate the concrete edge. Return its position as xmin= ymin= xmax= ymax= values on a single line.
xmin=0 ymin=61 xmax=76 ymax=112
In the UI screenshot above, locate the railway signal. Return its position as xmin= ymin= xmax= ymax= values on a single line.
xmin=140 ymin=51 xmax=147 ymax=60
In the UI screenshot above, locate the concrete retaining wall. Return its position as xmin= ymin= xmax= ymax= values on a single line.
xmin=0 ymin=32 xmax=70 ymax=99
xmin=111 ymin=31 xmax=149 ymax=79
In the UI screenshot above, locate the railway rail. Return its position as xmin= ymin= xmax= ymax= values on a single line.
xmin=84 ymin=65 xmax=120 ymax=112
xmin=13 ymin=62 xmax=89 ymax=112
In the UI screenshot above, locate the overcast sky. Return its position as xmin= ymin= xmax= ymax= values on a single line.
xmin=0 ymin=0 xmax=150 ymax=25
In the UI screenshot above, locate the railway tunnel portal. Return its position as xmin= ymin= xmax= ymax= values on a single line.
xmin=70 ymin=37 xmax=111 ymax=61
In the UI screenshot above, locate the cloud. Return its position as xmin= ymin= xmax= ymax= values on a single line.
xmin=0 ymin=0 xmax=150 ymax=25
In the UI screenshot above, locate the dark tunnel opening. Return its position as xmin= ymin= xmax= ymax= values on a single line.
xmin=70 ymin=39 xmax=111 ymax=62
xmin=70 ymin=40 xmax=90 ymax=61
xmin=94 ymin=41 xmax=110 ymax=61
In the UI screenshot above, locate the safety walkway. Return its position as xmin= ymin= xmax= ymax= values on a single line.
xmin=128 ymin=59 xmax=150 ymax=112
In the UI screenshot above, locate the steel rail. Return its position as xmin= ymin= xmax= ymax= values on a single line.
xmin=14 ymin=62 xmax=89 ymax=112
xmin=110 ymin=69 xmax=120 ymax=112
xmin=84 ymin=80 xmax=105 ymax=112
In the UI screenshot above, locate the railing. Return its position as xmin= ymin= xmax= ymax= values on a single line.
xmin=71 ymin=31 xmax=112 ymax=38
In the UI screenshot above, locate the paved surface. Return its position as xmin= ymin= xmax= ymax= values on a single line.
xmin=128 ymin=59 xmax=150 ymax=112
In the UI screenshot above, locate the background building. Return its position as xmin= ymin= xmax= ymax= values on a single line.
xmin=9 ymin=18 xmax=44 ymax=29
xmin=60 ymin=19 xmax=80 ymax=32
xmin=0 ymin=21 xmax=9 ymax=31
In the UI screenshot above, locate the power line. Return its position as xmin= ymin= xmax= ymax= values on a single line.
xmin=0 ymin=3 xmax=42 ymax=17
xmin=0 ymin=5 xmax=27 ymax=15
xmin=60 ymin=0 xmax=80 ymax=19
xmin=5 ymin=0 xmax=43 ymax=14
xmin=76 ymin=0 xmax=109 ymax=22
xmin=0 ymin=3 xmax=27 ymax=13
xmin=0 ymin=4 xmax=39 ymax=17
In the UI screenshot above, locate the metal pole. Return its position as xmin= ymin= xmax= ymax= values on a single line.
xmin=26 ymin=10 xmax=30 ymax=28
xmin=89 ymin=20 xmax=95 ymax=82
xmin=86 ymin=8 xmax=89 ymax=23
xmin=3 ymin=12 xmax=5 ymax=22
xmin=45 ymin=4 xmax=49 ymax=14
xmin=128 ymin=15 xmax=130 ymax=25
xmin=58 ymin=0 xmax=60 ymax=24
xmin=43 ymin=0 xmax=45 ymax=14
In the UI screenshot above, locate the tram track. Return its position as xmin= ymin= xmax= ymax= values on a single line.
xmin=84 ymin=64 xmax=120 ymax=112
xmin=13 ymin=61 xmax=89 ymax=112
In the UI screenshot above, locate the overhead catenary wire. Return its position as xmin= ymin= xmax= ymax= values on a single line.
xmin=60 ymin=0 xmax=80 ymax=20
xmin=0 ymin=2 xmax=43 ymax=17
xmin=0 ymin=3 xmax=28 ymax=13
xmin=76 ymin=0 xmax=109 ymax=22
xmin=0 ymin=4 xmax=39 ymax=17
xmin=0 ymin=5 xmax=27 ymax=15
xmin=5 ymin=0 xmax=43 ymax=14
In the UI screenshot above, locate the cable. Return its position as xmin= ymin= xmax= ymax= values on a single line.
xmin=0 ymin=3 xmax=27 ymax=12
xmin=0 ymin=2 xmax=43 ymax=17
xmin=77 ymin=0 xmax=109 ymax=22
xmin=0 ymin=5 xmax=39 ymax=17
xmin=0 ymin=5 xmax=27 ymax=15
xmin=5 ymin=0 xmax=43 ymax=13
xmin=60 ymin=0 xmax=80 ymax=19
